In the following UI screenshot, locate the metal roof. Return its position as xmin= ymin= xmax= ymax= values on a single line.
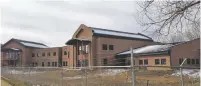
xmin=117 ymin=44 xmax=173 ymax=56
xmin=90 ymin=27 xmax=152 ymax=41
xmin=2 ymin=38 xmax=48 ymax=48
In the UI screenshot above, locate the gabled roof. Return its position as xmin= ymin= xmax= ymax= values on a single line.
xmin=89 ymin=27 xmax=153 ymax=41
xmin=2 ymin=38 xmax=48 ymax=48
xmin=116 ymin=44 xmax=174 ymax=56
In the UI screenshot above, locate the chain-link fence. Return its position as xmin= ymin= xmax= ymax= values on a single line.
xmin=1 ymin=66 xmax=200 ymax=86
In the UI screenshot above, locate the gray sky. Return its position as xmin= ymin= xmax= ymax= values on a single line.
xmin=1 ymin=1 xmax=145 ymax=47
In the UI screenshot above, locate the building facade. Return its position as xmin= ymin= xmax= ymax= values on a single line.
xmin=116 ymin=38 xmax=200 ymax=70
xmin=65 ymin=24 xmax=154 ymax=67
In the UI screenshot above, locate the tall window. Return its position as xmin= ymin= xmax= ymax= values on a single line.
xmin=42 ymin=62 xmax=44 ymax=67
xmin=192 ymin=59 xmax=195 ymax=64
xmin=32 ymin=53 xmax=35 ymax=57
xmin=53 ymin=52 xmax=56 ymax=56
xmin=144 ymin=59 xmax=148 ymax=65
xmin=55 ymin=62 xmax=57 ymax=67
xmin=37 ymin=53 xmax=39 ymax=57
xmin=42 ymin=52 xmax=45 ymax=56
xmin=64 ymin=51 xmax=67 ymax=55
xmin=52 ymin=62 xmax=54 ymax=67
xmin=161 ymin=59 xmax=166 ymax=65
xmin=63 ymin=61 xmax=65 ymax=66
xmin=139 ymin=60 xmax=143 ymax=65
xmin=187 ymin=59 xmax=191 ymax=65
xmin=68 ymin=52 xmax=70 ymax=58
xmin=103 ymin=58 xmax=108 ymax=65
xmin=48 ymin=62 xmax=50 ymax=66
xmin=102 ymin=44 xmax=107 ymax=50
xmin=109 ymin=45 xmax=114 ymax=50
xmin=196 ymin=59 xmax=200 ymax=64
xmin=65 ymin=61 xmax=68 ymax=66
xmin=155 ymin=59 xmax=160 ymax=65
xmin=179 ymin=58 xmax=183 ymax=65
xmin=86 ymin=45 xmax=89 ymax=53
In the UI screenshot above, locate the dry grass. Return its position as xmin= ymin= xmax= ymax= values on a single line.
xmin=2 ymin=69 xmax=200 ymax=86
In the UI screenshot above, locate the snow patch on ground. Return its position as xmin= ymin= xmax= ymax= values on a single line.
xmin=8 ymin=70 xmax=45 ymax=74
xmin=98 ymin=69 xmax=129 ymax=76
xmin=172 ymin=69 xmax=200 ymax=78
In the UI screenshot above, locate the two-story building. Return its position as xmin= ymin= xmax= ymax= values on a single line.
xmin=65 ymin=24 xmax=154 ymax=67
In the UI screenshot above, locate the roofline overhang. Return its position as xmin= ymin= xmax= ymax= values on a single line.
xmin=65 ymin=38 xmax=91 ymax=45
xmin=1 ymin=48 xmax=22 ymax=52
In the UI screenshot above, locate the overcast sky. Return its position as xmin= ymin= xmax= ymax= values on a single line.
xmin=1 ymin=0 xmax=146 ymax=47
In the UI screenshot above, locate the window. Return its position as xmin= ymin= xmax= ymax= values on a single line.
xmin=32 ymin=53 xmax=35 ymax=57
xmin=53 ymin=52 xmax=56 ymax=56
xmin=139 ymin=60 xmax=143 ymax=65
xmin=64 ymin=51 xmax=67 ymax=55
xmin=63 ymin=61 xmax=65 ymax=66
xmin=65 ymin=61 xmax=68 ymax=66
xmin=52 ymin=62 xmax=54 ymax=66
xmin=192 ymin=59 xmax=195 ymax=64
xmin=161 ymin=59 xmax=166 ymax=65
xmin=68 ymin=52 xmax=70 ymax=58
xmin=102 ymin=44 xmax=107 ymax=50
xmin=155 ymin=59 xmax=160 ymax=65
xmin=55 ymin=62 xmax=57 ymax=67
xmin=196 ymin=59 xmax=200 ymax=64
xmin=179 ymin=58 xmax=183 ymax=65
xmin=187 ymin=59 xmax=191 ymax=65
xmin=103 ymin=58 xmax=108 ymax=65
xmin=83 ymin=60 xmax=88 ymax=66
xmin=109 ymin=45 xmax=114 ymax=50
xmin=47 ymin=52 xmax=51 ymax=56
xmin=42 ymin=62 xmax=44 ymax=67
xmin=86 ymin=45 xmax=89 ymax=53
xmin=144 ymin=59 xmax=148 ymax=65
xmin=78 ymin=46 xmax=81 ymax=55
xmin=42 ymin=52 xmax=45 ymax=56
xmin=48 ymin=62 xmax=50 ymax=66
xmin=37 ymin=53 xmax=39 ymax=57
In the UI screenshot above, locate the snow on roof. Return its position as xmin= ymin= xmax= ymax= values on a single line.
xmin=117 ymin=44 xmax=173 ymax=55
xmin=20 ymin=42 xmax=48 ymax=48
xmin=91 ymin=27 xmax=152 ymax=40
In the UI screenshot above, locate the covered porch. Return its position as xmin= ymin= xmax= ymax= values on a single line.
xmin=66 ymin=38 xmax=92 ymax=68
xmin=1 ymin=48 xmax=22 ymax=66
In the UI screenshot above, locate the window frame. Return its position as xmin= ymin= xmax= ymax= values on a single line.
xmin=192 ymin=59 xmax=195 ymax=64
xmin=53 ymin=52 xmax=56 ymax=56
xmin=144 ymin=59 xmax=148 ymax=65
xmin=139 ymin=60 xmax=143 ymax=65
xmin=155 ymin=59 xmax=160 ymax=65
xmin=109 ymin=45 xmax=114 ymax=50
xmin=161 ymin=59 xmax=166 ymax=65
xmin=102 ymin=44 xmax=108 ymax=50
xmin=103 ymin=58 xmax=108 ymax=65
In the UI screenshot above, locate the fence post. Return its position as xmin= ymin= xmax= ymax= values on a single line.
xmin=146 ymin=80 xmax=149 ymax=86
xmin=180 ymin=58 xmax=187 ymax=86
xmin=130 ymin=47 xmax=136 ymax=86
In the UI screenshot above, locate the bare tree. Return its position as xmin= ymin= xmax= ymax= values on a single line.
xmin=137 ymin=0 xmax=200 ymax=41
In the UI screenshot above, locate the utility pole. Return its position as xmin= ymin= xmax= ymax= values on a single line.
xmin=130 ymin=47 xmax=136 ymax=86
xmin=180 ymin=58 xmax=187 ymax=86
